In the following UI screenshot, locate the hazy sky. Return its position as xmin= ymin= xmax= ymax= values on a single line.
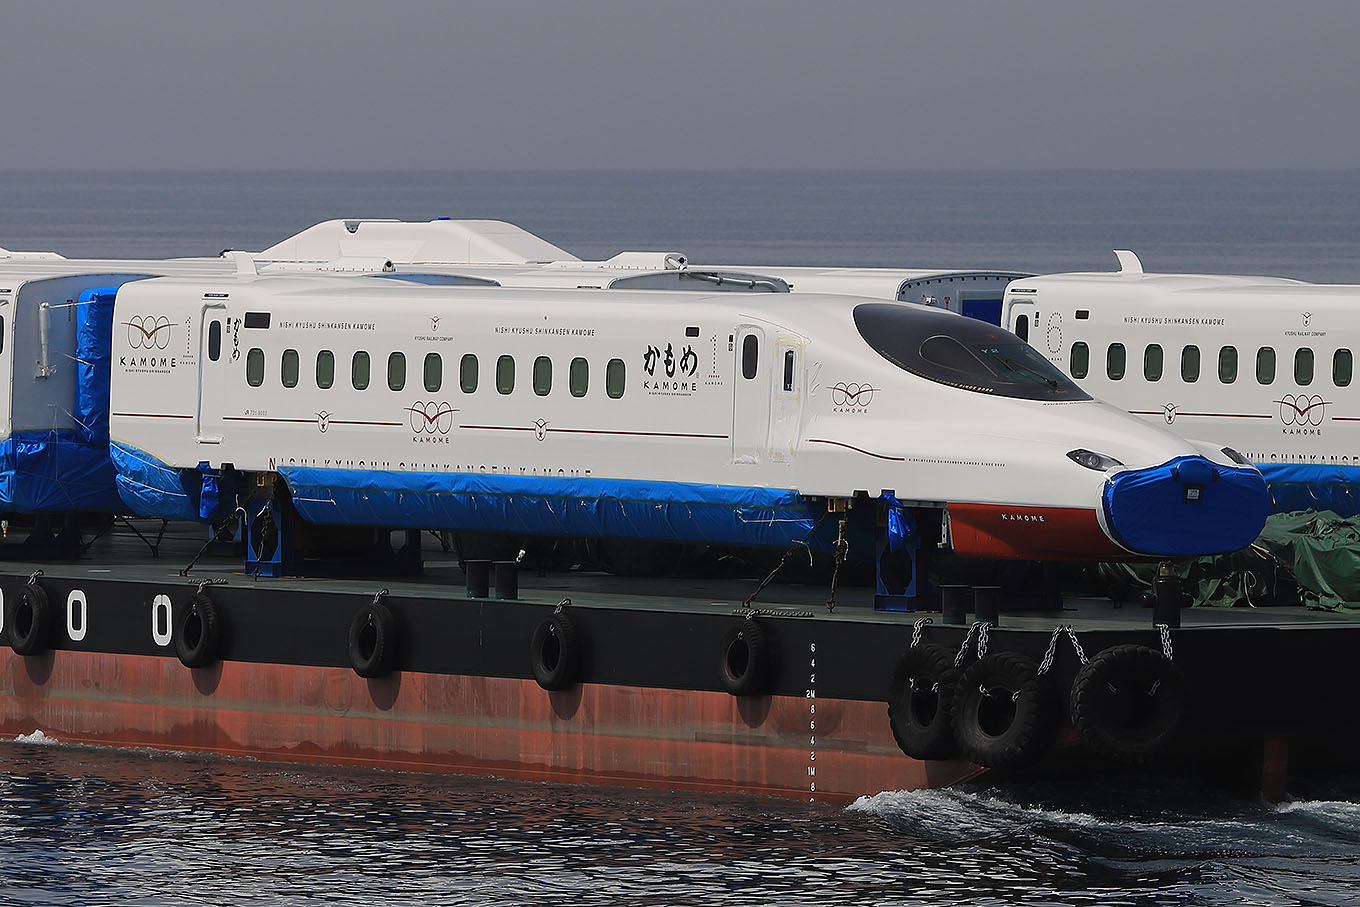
xmin=4 ymin=0 xmax=1359 ymax=170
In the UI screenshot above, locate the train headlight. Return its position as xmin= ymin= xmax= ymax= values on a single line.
xmin=1066 ymin=449 xmax=1124 ymax=471
xmin=1221 ymin=447 xmax=1252 ymax=466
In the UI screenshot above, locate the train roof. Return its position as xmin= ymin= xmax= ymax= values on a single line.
xmin=121 ymin=272 xmax=989 ymax=328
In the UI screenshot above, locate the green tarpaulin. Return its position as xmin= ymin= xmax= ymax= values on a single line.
xmin=1099 ymin=509 xmax=1360 ymax=612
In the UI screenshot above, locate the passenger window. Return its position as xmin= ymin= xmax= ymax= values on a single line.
xmin=1256 ymin=347 xmax=1276 ymax=385
xmin=316 ymin=350 xmax=335 ymax=389
xmin=281 ymin=349 xmax=299 ymax=388
xmin=606 ymin=358 xmax=626 ymax=398
xmin=496 ymin=355 xmax=515 ymax=394
xmin=1296 ymin=348 xmax=1314 ymax=386
xmin=1335 ymin=349 xmax=1353 ymax=387
xmin=387 ymin=352 xmax=406 ymax=391
xmin=742 ymin=334 xmax=759 ymax=379
xmin=1181 ymin=345 xmax=1200 ymax=382
xmin=533 ymin=356 xmax=552 ymax=396
xmin=569 ymin=357 xmax=588 ymax=397
xmin=208 ymin=320 xmax=222 ymax=361
xmin=783 ymin=350 xmax=796 ymax=391
xmin=460 ymin=353 xmax=478 ymax=393
xmin=1144 ymin=344 xmax=1163 ymax=381
xmin=1070 ymin=341 xmax=1089 ymax=379
xmin=0 ymin=313 xmax=5 ymax=355
xmin=424 ymin=353 xmax=442 ymax=393
xmin=352 ymin=351 xmax=370 ymax=390
xmin=1218 ymin=346 xmax=1238 ymax=384
xmin=1015 ymin=314 xmax=1029 ymax=342
xmin=246 ymin=348 xmax=265 ymax=386
xmin=1106 ymin=343 xmax=1126 ymax=380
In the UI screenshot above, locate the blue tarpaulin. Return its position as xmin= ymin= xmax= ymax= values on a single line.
xmin=0 ymin=431 xmax=123 ymax=512
xmin=0 ymin=287 xmax=125 ymax=513
xmin=1102 ymin=456 xmax=1270 ymax=556
xmin=279 ymin=465 xmax=819 ymax=547
xmin=110 ymin=441 xmax=201 ymax=521
xmin=1256 ymin=462 xmax=1360 ymax=516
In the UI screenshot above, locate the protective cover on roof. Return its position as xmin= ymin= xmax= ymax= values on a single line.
xmin=279 ymin=467 xmax=818 ymax=547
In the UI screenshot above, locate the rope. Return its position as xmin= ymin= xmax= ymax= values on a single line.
xmin=741 ymin=510 xmax=830 ymax=607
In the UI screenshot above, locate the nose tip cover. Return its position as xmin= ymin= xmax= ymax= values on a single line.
xmin=1103 ymin=456 xmax=1270 ymax=556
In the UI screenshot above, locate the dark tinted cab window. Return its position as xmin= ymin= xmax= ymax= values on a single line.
xmin=853 ymin=303 xmax=1089 ymax=401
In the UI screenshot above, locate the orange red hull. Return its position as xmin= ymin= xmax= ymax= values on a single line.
xmin=0 ymin=649 xmax=980 ymax=803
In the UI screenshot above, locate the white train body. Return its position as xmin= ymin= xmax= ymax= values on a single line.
xmin=1001 ymin=259 xmax=1360 ymax=513
xmin=107 ymin=274 xmax=1267 ymax=560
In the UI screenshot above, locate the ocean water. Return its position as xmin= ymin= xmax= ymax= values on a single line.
xmin=3 ymin=169 xmax=1360 ymax=905
xmin=3 ymin=169 xmax=1360 ymax=283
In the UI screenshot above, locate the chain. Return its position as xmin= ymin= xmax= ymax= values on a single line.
xmin=27 ymin=569 xmax=43 ymax=585
xmin=1065 ymin=625 xmax=1089 ymax=665
xmin=1037 ymin=625 xmax=1064 ymax=676
xmin=977 ymin=622 xmax=990 ymax=659
xmin=910 ymin=617 xmax=932 ymax=649
xmin=1155 ymin=623 xmax=1174 ymax=661
xmin=372 ymin=588 xmax=389 ymax=606
xmin=953 ymin=622 xmax=980 ymax=667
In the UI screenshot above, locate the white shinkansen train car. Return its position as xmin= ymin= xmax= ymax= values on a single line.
xmin=107 ymin=273 xmax=1268 ymax=565
xmin=1000 ymin=253 xmax=1360 ymax=514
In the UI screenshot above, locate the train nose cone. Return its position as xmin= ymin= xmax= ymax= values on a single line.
xmin=1102 ymin=456 xmax=1270 ymax=557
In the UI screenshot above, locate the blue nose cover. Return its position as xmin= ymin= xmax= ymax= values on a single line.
xmin=1102 ymin=456 xmax=1270 ymax=556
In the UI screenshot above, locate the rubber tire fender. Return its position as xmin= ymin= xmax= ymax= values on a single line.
xmin=887 ymin=644 xmax=962 ymax=760
xmin=174 ymin=592 xmax=221 ymax=668
xmin=1070 ymin=644 xmax=1186 ymax=763
xmin=8 ymin=583 xmax=51 ymax=656
xmin=348 ymin=601 xmax=397 ymax=678
xmin=953 ymin=651 xmax=1057 ymax=769
xmin=530 ymin=612 xmax=580 ymax=691
xmin=719 ymin=616 xmax=768 ymax=697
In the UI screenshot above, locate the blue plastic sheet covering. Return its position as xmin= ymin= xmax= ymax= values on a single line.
xmin=109 ymin=442 xmax=202 ymax=522
xmin=1255 ymin=462 xmax=1360 ymax=516
xmin=0 ymin=287 xmax=126 ymax=513
xmin=0 ymin=430 xmax=124 ymax=512
xmin=279 ymin=466 xmax=818 ymax=547
xmin=884 ymin=492 xmax=915 ymax=549
xmin=1102 ymin=456 xmax=1270 ymax=556
xmin=75 ymin=287 xmax=118 ymax=443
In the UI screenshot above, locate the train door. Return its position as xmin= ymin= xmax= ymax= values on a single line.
xmin=732 ymin=325 xmax=769 ymax=464
xmin=0 ymin=291 xmax=11 ymax=440
xmin=768 ymin=334 xmax=805 ymax=464
xmin=195 ymin=300 xmax=228 ymax=443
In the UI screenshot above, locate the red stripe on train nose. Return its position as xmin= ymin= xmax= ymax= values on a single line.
xmin=948 ymin=502 xmax=1129 ymax=561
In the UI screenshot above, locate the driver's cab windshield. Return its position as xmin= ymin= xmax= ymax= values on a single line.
xmin=853 ymin=303 xmax=1089 ymax=401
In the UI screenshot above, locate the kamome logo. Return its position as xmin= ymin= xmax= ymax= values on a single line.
xmin=124 ymin=315 xmax=173 ymax=350
xmin=405 ymin=401 xmax=457 ymax=434
xmin=1164 ymin=402 xmax=1178 ymax=424
xmin=831 ymin=382 xmax=877 ymax=408
xmin=1276 ymin=394 xmax=1329 ymax=426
